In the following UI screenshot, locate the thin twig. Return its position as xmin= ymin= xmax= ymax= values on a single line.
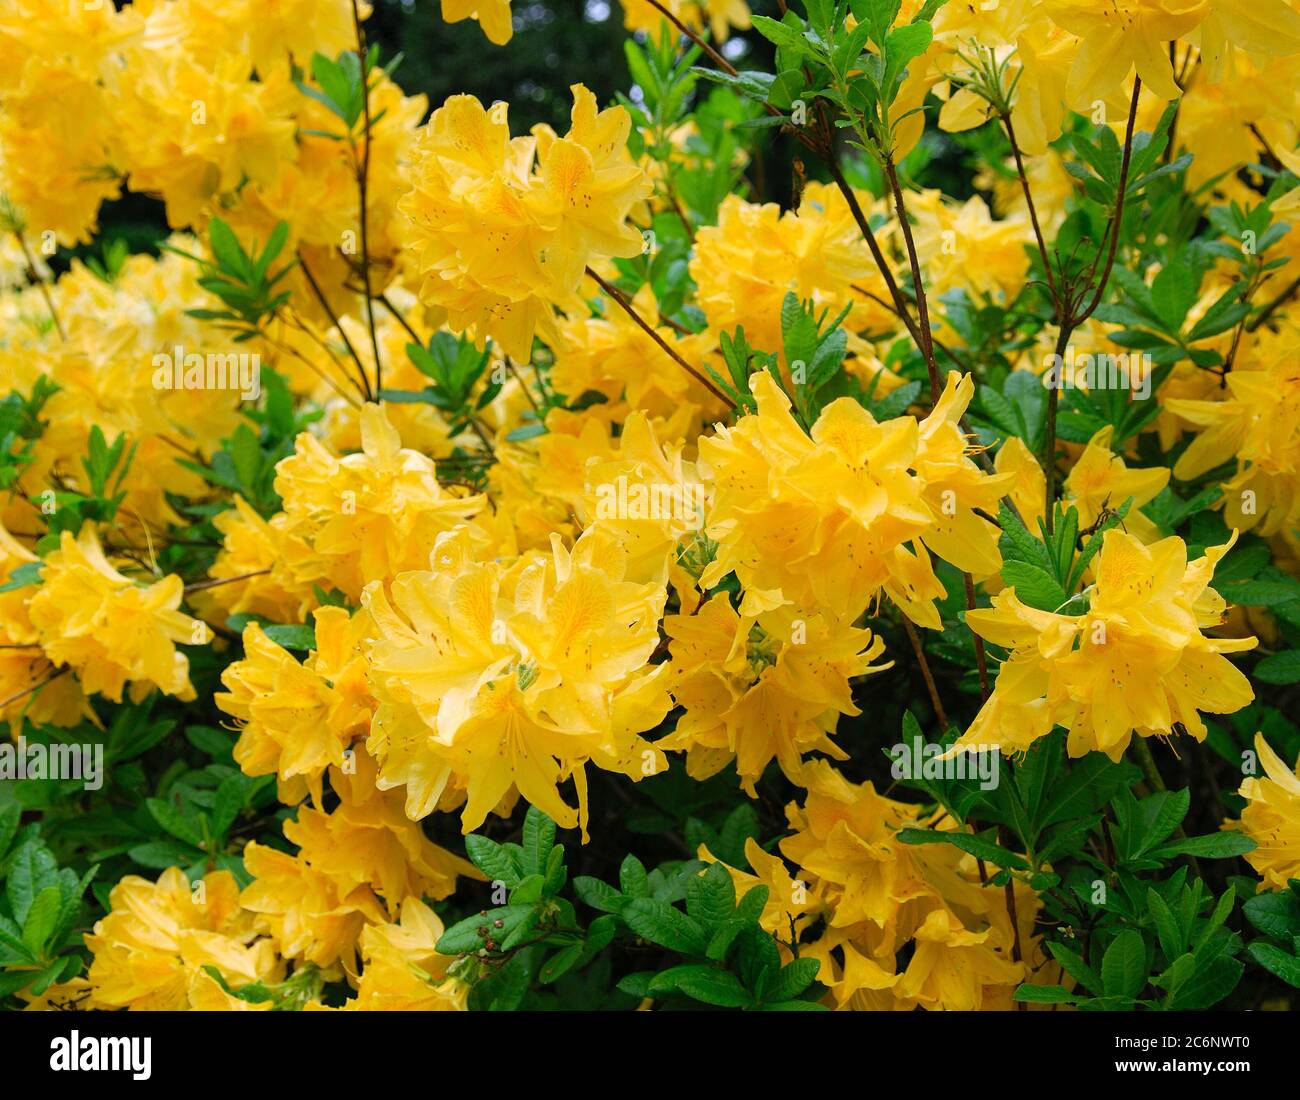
xmin=13 ymin=231 xmax=65 ymax=341
xmin=296 ymin=250 xmax=374 ymax=401
xmin=585 ymin=266 xmax=729 ymax=406
xmin=184 ymin=568 xmax=271 ymax=595
xmin=1077 ymin=80 xmax=1143 ymax=323
xmin=901 ymin=615 xmax=948 ymax=730
xmin=1246 ymin=275 xmax=1300 ymax=332
xmin=350 ymin=0 xmax=384 ymax=395
xmin=0 ymin=667 xmax=67 ymax=710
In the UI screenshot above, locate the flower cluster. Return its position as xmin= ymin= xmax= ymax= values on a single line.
xmin=1 ymin=0 xmax=1297 ymax=1020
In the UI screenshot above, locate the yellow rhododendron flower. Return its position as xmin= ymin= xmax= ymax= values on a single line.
xmin=1063 ymin=425 xmax=1171 ymax=543
xmin=272 ymin=403 xmax=487 ymax=602
xmin=217 ymin=608 xmax=374 ymax=807
xmin=399 ymin=86 xmax=651 ymax=359
xmin=954 ymin=529 xmax=1257 ymax=759
xmin=443 ymin=0 xmax=515 ymax=46
xmin=364 ymin=526 xmax=669 ymax=835
xmin=28 ymin=526 xmax=211 ymax=703
xmin=660 ymin=593 xmax=889 ymax=792
xmin=1234 ymin=733 xmax=1300 ymax=889
xmin=700 ymin=370 xmax=1004 ymax=627
xmin=85 ymin=869 xmax=282 ymax=1011
xmin=347 ymin=897 xmax=468 ymax=1011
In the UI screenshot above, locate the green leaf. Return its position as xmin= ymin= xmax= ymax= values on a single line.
xmin=1147 ymin=888 xmax=1183 ymax=960
xmin=685 ymin=862 xmax=736 ymax=930
xmin=539 ymin=940 xmax=586 ymax=985
xmin=573 ymin=875 xmax=622 ymax=913
xmin=146 ymin=798 xmax=204 ymax=848
xmin=648 ymin=964 xmax=752 ymax=1007
xmin=466 ymin=835 xmax=521 ymax=887
xmin=521 ymin=805 xmax=557 ymax=876
xmin=621 ymin=898 xmax=708 ymax=955
xmin=1153 ymin=832 xmax=1256 ymax=859
xmin=896 ymin=827 xmax=1028 ymax=870
xmin=1101 ymin=930 xmax=1147 ymax=1002
xmin=1013 ymin=983 xmax=1076 ymax=1004
xmin=763 ymin=956 xmax=820 ymax=1002
xmin=210 ymin=776 xmax=246 ymax=841
xmin=0 ymin=803 xmax=19 ymax=861
xmin=1248 ymin=942 xmax=1300 ymax=988
xmin=128 ymin=840 xmax=199 ymax=869
xmin=1255 ymin=651 xmax=1300 ymax=685
xmin=1000 ymin=560 xmax=1069 ymax=612
xmin=21 ymin=886 xmax=61 ymax=956
xmin=1173 ymin=956 xmax=1244 ymax=1010
xmin=1242 ymin=889 xmax=1300 ymax=939
xmin=436 ymin=904 xmax=536 ymax=955
xmin=7 ymin=842 xmax=56 ymax=926
xmin=1150 ymin=259 xmax=1198 ymax=330
xmin=619 ymin=854 xmax=650 ymax=899
xmin=208 ymin=219 xmax=250 ymax=280
xmin=262 ymin=624 xmax=316 ymax=651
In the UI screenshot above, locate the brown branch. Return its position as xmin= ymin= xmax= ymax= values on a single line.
xmin=0 ymin=666 xmax=67 ymax=710
xmin=351 ymin=0 xmax=384 ymax=396
xmin=1077 ymin=79 xmax=1143 ymax=323
xmin=901 ymin=615 xmax=948 ymax=730
xmin=1246 ymin=275 xmax=1300 ymax=332
xmin=585 ymin=266 xmax=730 ymax=407
xmin=14 ymin=231 xmax=65 ymax=341
xmin=1001 ymin=112 xmax=1060 ymax=310
xmin=184 ymin=568 xmax=271 ymax=595
xmin=296 ymin=250 xmax=374 ymax=401
xmin=964 ymin=573 xmax=990 ymax=700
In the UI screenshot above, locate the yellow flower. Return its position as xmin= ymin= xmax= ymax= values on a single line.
xmin=1197 ymin=0 xmax=1300 ymax=84
xmin=777 ymin=762 xmax=1029 ymax=1009
xmin=0 ymin=521 xmax=89 ymax=733
xmin=700 ymin=371 xmax=1004 ymax=627
xmin=1167 ymin=356 xmax=1300 ymax=537
xmin=553 ymin=283 xmax=717 ymax=421
xmin=348 ymin=897 xmax=468 ymax=1011
xmin=689 ymin=185 xmax=892 ymax=357
xmin=955 ymin=529 xmax=1257 ymax=759
xmin=914 ymin=373 xmax=1014 ymax=578
xmin=1235 ymin=732 xmax=1300 ymax=890
xmin=579 ymin=410 xmax=707 ymax=584
xmin=28 ymin=526 xmax=211 ymax=703
xmin=364 ymin=527 xmax=670 ymax=836
xmin=216 ymin=609 xmax=374 ymax=807
xmin=113 ymin=49 xmax=297 ymax=229
xmin=891 ymin=908 xmax=1026 ymax=1011
xmin=281 ymin=752 xmax=476 ymax=918
xmin=442 ymin=0 xmax=514 ymax=45
xmin=399 ymin=86 xmax=650 ymax=358
xmin=86 ymin=868 xmax=282 ymax=1010
xmin=1044 ymin=0 xmax=1210 ymax=103
xmin=197 ymin=496 xmax=313 ymax=625
xmin=660 ymin=594 xmax=888 ymax=792
xmin=994 ymin=435 xmax=1047 ymax=534
xmin=1063 ymin=425 xmax=1170 ymax=543
xmin=272 ymin=403 xmax=487 ymax=601
xmin=241 ymin=841 xmax=381 ymax=970
xmin=909 ymin=191 xmax=1032 ymax=302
